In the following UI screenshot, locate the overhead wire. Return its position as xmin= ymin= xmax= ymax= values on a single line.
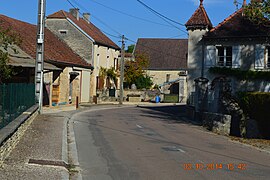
xmin=88 ymin=0 xmax=175 ymax=28
xmin=136 ymin=0 xmax=185 ymax=27
xmin=66 ymin=0 xmax=122 ymax=41
xmin=65 ymin=0 xmax=187 ymax=59
xmin=135 ymin=0 xmax=188 ymax=35
xmin=67 ymin=0 xmax=122 ymax=37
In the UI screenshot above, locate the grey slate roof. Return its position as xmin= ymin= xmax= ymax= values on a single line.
xmin=134 ymin=38 xmax=188 ymax=70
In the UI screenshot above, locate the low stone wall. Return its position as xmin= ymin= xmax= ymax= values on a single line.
xmin=202 ymin=112 xmax=231 ymax=136
xmin=186 ymin=106 xmax=196 ymax=120
xmin=128 ymin=96 xmax=141 ymax=102
xmin=0 ymin=105 xmax=38 ymax=166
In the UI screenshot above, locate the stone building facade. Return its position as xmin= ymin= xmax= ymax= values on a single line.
xmin=46 ymin=9 xmax=120 ymax=101
xmin=185 ymin=0 xmax=270 ymax=104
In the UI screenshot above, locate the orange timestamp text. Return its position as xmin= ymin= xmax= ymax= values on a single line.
xmin=183 ymin=163 xmax=247 ymax=171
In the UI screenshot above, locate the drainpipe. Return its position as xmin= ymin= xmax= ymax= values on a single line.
xmin=201 ymin=40 xmax=205 ymax=78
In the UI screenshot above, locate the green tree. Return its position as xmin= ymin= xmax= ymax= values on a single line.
xmin=0 ymin=26 xmax=21 ymax=83
xmin=244 ymin=0 xmax=270 ymax=25
xmin=126 ymin=44 xmax=135 ymax=53
xmin=124 ymin=53 xmax=153 ymax=89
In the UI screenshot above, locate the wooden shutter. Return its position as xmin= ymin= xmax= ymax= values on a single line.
xmin=255 ymin=44 xmax=265 ymax=69
xmin=205 ymin=46 xmax=216 ymax=67
xmin=232 ymin=46 xmax=241 ymax=68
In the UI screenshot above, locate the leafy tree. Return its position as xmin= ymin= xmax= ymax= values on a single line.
xmin=106 ymin=67 xmax=117 ymax=82
xmin=124 ymin=53 xmax=153 ymax=89
xmin=126 ymin=44 xmax=135 ymax=53
xmin=0 ymin=26 xmax=21 ymax=83
xmin=244 ymin=0 xmax=270 ymax=25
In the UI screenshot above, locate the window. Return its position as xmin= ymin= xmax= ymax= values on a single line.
xmin=114 ymin=58 xmax=119 ymax=70
xmin=59 ymin=30 xmax=67 ymax=35
xmin=217 ymin=46 xmax=232 ymax=67
xmin=166 ymin=74 xmax=170 ymax=82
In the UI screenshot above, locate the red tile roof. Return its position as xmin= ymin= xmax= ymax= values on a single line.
xmin=0 ymin=14 xmax=91 ymax=68
xmin=204 ymin=8 xmax=270 ymax=39
xmin=134 ymin=38 xmax=188 ymax=70
xmin=47 ymin=10 xmax=120 ymax=50
xmin=185 ymin=1 xmax=212 ymax=29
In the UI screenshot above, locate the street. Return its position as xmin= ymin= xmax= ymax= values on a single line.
xmin=72 ymin=105 xmax=270 ymax=180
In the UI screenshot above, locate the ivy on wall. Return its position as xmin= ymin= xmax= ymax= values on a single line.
xmin=209 ymin=67 xmax=270 ymax=80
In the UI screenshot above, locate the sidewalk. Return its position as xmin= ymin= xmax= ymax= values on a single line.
xmin=0 ymin=108 xmax=73 ymax=180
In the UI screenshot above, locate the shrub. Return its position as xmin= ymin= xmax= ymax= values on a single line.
xmin=237 ymin=92 xmax=270 ymax=139
xmin=135 ymin=75 xmax=153 ymax=89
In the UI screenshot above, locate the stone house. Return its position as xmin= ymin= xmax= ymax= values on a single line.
xmin=185 ymin=0 xmax=270 ymax=107
xmin=0 ymin=14 xmax=93 ymax=106
xmin=134 ymin=38 xmax=188 ymax=102
xmin=46 ymin=9 xmax=121 ymax=101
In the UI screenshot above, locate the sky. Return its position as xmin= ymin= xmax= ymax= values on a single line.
xmin=0 ymin=0 xmax=251 ymax=47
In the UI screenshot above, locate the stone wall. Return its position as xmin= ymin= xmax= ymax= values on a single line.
xmin=202 ymin=112 xmax=231 ymax=136
xmin=0 ymin=105 xmax=38 ymax=166
xmin=46 ymin=19 xmax=93 ymax=64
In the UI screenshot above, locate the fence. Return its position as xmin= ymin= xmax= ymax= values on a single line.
xmin=0 ymin=83 xmax=35 ymax=129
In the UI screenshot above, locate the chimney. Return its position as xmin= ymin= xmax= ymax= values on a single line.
xmin=83 ymin=13 xmax=91 ymax=23
xmin=69 ymin=8 xmax=80 ymax=20
xmin=243 ymin=0 xmax=247 ymax=7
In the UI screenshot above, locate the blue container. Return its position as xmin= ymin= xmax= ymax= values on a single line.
xmin=155 ymin=95 xmax=160 ymax=103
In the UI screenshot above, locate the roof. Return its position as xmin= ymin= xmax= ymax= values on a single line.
xmin=0 ymin=14 xmax=91 ymax=69
xmin=185 ymin=0 xmax=212 ymax=29
xmin=3 ymin=45 xmax=60 ymax=70
xmin=134 ymin=38 xmax=188 ymax=70
xmin=47 ymin=10 xmax=120 ymax=50
xmin=204 ymin=8 xmax=270 ymax=39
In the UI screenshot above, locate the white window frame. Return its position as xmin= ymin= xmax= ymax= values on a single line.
xmin=216 ymin=46 xmax=232 ymax=67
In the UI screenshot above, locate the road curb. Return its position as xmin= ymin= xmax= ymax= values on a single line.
xmin=67 ymin=113 xmax=82 ymax=180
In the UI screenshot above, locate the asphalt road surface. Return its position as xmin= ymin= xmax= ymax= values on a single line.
xmin=72 ymin=105 xmax=270 ymax=180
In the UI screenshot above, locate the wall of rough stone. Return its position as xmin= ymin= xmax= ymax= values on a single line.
xmin=46 ymin=19 xmax=93 ymax=64
xmin=202 ymin=112 xmax=231 ymax=136
xmin=0 ymin=107 xmax=38 ymax=166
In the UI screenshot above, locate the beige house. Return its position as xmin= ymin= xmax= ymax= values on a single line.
xmin=134 ymin=38 xmax=188 ymax=102
xmin=0 ymin=14 xmax=93 ymax=106
xmin=46 ymin=9 xmax=120 ymax=102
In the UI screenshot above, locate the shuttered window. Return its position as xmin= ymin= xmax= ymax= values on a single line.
xmin=267 ymin=46 xmax=270 ymax=69
xmin=205 ymin=46 xmax=216 ymax=67
xmin=232 ymin=46 xmax=241 ymax=68
xmin=217 ymin=46 xmax=232 ymax=67
xmin=255 ymin=44 xmax=265 ymax=69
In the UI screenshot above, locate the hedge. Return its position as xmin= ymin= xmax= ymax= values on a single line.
xmin=237 ymin=92 xmax=270 ymax=139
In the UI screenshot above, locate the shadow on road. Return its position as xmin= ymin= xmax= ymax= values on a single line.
xmin=138 ymin=105 xmax=202 ymax=126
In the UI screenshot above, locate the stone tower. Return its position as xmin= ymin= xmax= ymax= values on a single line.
xmin=185 ymin=0 xmax=213 ymax=98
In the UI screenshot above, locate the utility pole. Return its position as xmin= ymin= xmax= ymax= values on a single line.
xmin=35 ymin=0 xmax=46 ymax=113
xmin=119 ymin=35 xmax=125 ymax=105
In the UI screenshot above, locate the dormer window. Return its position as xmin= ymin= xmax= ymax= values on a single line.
xmin=59 ymin=30 xmax=68 ymax=35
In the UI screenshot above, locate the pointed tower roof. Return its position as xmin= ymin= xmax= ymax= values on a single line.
xmin=185 ymin=0 xmax=213 ymax=30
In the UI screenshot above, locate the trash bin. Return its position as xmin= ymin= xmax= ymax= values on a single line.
xmin=155 ymin=95 xmax=160 ymax=103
